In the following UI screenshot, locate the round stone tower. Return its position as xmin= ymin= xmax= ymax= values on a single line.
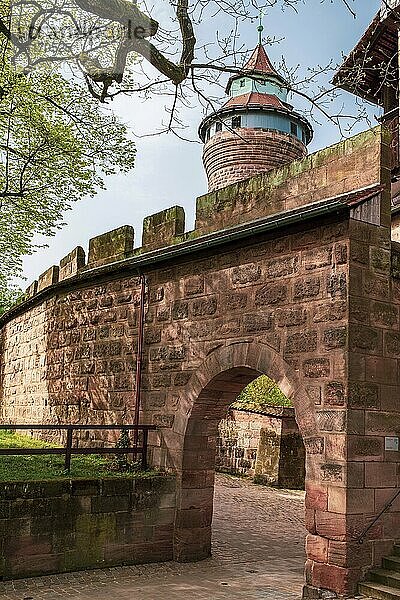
xmin=199 ymin=42 xmax=313 ymax=192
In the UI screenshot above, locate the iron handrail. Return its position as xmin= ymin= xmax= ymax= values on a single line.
xmin=357 ymin=488 xmax=400 ymax=544
xmin=0 ymin=424 xmax=157 ymax=472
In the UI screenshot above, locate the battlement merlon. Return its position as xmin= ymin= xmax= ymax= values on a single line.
xmin=16 ymin=126 xmax=391 ymax=310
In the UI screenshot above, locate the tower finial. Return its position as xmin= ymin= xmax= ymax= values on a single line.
xmin=257 ymin=9 xmax=264 ymax=45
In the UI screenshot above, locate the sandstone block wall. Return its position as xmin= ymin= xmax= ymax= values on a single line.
xmin=0 ymin=475 xmax=176 ymax=580
xmin=216 ymin=407 xmax=305 ymax=488
xmin=0 ymin=126 xmax=396 ymax=597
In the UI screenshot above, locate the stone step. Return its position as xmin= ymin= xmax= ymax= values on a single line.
xmin=370 ymin=569 xmax=400 ymax=589
xmin=359 ymin=581 xmax=400 ymax=599
xmin=384 ymin=556 xmax=400 ymax=572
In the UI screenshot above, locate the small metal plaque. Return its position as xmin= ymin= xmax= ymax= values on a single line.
xmin=385 ymin=436 xmax=399 ymax=451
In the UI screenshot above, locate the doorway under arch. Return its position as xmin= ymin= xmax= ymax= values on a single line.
xmin=173 ymin=342 xmax=317 ymax=565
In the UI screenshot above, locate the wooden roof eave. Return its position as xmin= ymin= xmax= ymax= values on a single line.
xmin=333 ymin=11 xmax=399 ymax=105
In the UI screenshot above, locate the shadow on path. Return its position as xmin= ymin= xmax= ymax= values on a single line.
xmin=0 ymin=474 xmax=306 ymax=600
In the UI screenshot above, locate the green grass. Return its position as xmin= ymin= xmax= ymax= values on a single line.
xmin=0 ymin=431 xmax=154 ymax=481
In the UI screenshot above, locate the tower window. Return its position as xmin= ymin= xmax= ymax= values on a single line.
xmin=240 ymin=79 xmax=246 ymax=88
xmin=232 ymin=116 xmax=242 ymax=129
xmin=302 ymin=130 xmax=306 ymax=144
xmin=290 ymin=122 xmax=298 ymax=136
xmin=215 ymin=121 xmax=222 ymax=133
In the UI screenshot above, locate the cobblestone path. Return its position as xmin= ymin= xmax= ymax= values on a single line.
xmin=0 ymin=475 xmax=311 ymax=600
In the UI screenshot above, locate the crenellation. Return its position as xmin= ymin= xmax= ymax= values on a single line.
xmin=87 ymin=225 xmax=134 ymax=268
xmin=25 ymin=280 xmax=38 ymax=298
xmin=37 ymin=265 xmax=59 ymax=292
xmin=59 ymin=246 xmax=85 ymax=281
xmin=142 ymin=206 xmax=185 ymax=251
xmin=9 ymin=127 xmax=390 ymax=312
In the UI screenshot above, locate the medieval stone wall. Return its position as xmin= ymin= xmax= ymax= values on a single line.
xmin=0 ymin=214 xmax=350 ymax=448
xmin=0 ymin=126 xmax=395 ymax=597
xmin=216 ymin=407 xmax=305 ymax=488
xmin=0 ymin=474 xmax=176 ymax=580
xmin=1 ymin=303 xmax=48 ymax=425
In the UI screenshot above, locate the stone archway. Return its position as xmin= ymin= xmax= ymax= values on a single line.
xmin=173 ymin=342 xmax=317 ymax=569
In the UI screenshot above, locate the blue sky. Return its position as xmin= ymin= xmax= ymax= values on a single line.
xmin=21 ymin=0 xmax=381 ymax=286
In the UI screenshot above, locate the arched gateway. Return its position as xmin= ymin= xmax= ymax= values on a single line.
xmin=0 ymin=126 xmax=398 ymax=598
xmin=173 ymin=342 xmax=313 ymax=562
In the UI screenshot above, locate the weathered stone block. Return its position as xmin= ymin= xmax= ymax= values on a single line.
xmin=304 ymin=438 xmax=325 ymax=455
xmin=231 ymin=264 xmax=261 ymax=284
xmin=243 ymin=313 xmax=272 ymax=333
xmin=172 ymin=301 xmax=189 ymax=320
xmin=265 ymin=256 xmax=298 ymax=278
xmin=285 ymin=331 xmax=317 ymax=354
xmin=370 ymin=247 xmax=390 ymax=274
xmin=157 ymin=307 xmax=170 ymax=322
xmin=25 ymin=281 xmax=38 ymax=298
xmin=365 ymin=462 xmax=397 ymax=488
xmin=313 ymin=301 xmax=347 ymax=323
xmin=321 ymin=463 xmax=344 ymax=483
xmin=371 ymin=301 xmax=398 ymax=328
xmin=317 ymin=410 xmax=346 ymax=432
xmin=305 ymin=385 xmax=321 ymax=404
xmin=366 ymin=411 xmax=400 ymax=434
xmin=349 ymin=325 xmax=381 ymax=354
xmin=88 ymin=226 xmax=134 ymax=268
xmin=306 ymin=534 xmax=328 ymax=562
xmin=327 ymin=272 xmax=347 ymax=297
xmin=59 ymin=247 xmax=85 ymax=281
xmin=303 ymin=358 xmax=330 ymax=378
xmin=93 ymin=341 xmax=122 ymax=358
xmin=303 ymin=247 xmax=332 ymax=271
xmin=385 ymin=331 xmax=400 ymax=356
xmin=143 ymin=391 xmax=166 ymax=410
xmin=363 ymin=273 xmax=390 ymax=299
xmin=365 ymin=356 xmax=398 ymax=384
xmin=323 ymin=327 xmax=347 ymax=350
xmin=142 ymin=206 xmax=185 ymax=251
xmin=348 ymin=382 xmax=379 ymax=409
xmin=350 ymin=297 xmax=371 ymax=324
xmin=276 ymin=308 xmax=307 ymax=327
xmin=255 ymin=283 xmax=287 ymax=306
xmin=37 ymin=266 xmax=59 ymax=292
xmin=191 ymin=297 xmax=217 ymax=317
xmin=293 ymin=277 xmax=321 ymax=301
xmin=184 ymin=276 xmax=204 ymax=296
xmin=222 ymin=291 xmax=247 ymax=310
xmin=348 ymin=436 xmax=384 ymax=461
xmin=174 ymin=372 xmax=191 ymax=386
xmin=153 ymin=414 xmax=175 ymax=427
xmin=150 ymin=346 xmax=186 ymax=362
xmin=324 ymin=382 xmax=345 ymax=407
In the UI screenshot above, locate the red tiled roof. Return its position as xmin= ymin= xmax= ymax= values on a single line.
xmin=224 ymin=92 xmax=286 ymax=110
xmin=225 ymin=44 xmax=286 ymax=94
xmin=243 ymin=44 xmax=280 ymax=77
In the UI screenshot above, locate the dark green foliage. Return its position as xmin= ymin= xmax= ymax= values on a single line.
xmin=0 ymin=285 xmax=23 ymax=316
xmin=232 ymin=375 xmax=292 ymax=411
xmin=112 ymin=429 xmax=141 ymax=472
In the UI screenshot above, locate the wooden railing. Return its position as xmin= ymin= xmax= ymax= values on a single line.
xmin=0 ymin=424 xmax=157 ymax=472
